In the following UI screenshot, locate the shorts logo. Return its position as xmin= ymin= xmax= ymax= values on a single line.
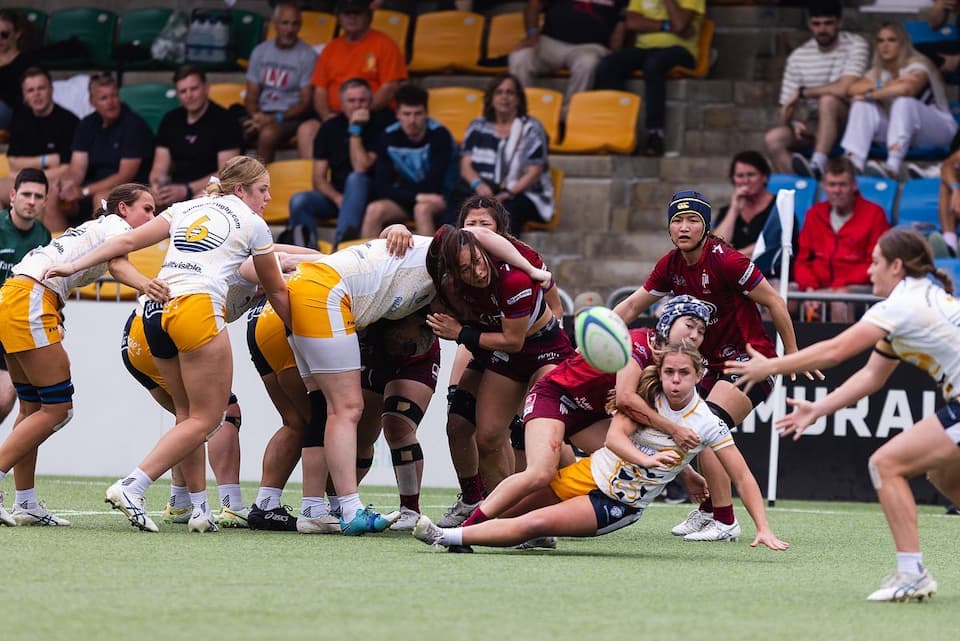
xmin=523 ymin=393 xmax=536 ymax=418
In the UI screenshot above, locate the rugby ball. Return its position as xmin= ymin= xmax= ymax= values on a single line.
xmin=575 ymin=306 xmax=631 ymax=373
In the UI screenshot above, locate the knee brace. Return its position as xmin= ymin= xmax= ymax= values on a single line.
xmin=14 ymin=382 xmax=41 ymax=404
xmin=706 ymin=401 xmax=736 ymax=430
xmin=52 ymin=408 xmax=74 ymax=432
xmin=391 ymin=443 xmax=424 ymax=467
xmin=868 ymin=458 xmax=882 ymax=490
xmin=302 ymin=390 xmax=328 ymax=448
xmin=37 ymin=379 xmax=75 ymax=405
xmin=448 ymin=387 xmax=477 ymax=425
xmin=206 ymin=415 xmax=224 ymax=441
xmin=384 ymin=395 xmax=425 ymax=426
xmin=224 ymin=393 xmax=241 ymax=431
xmin=357 ymin=456 xmax=374 ymax=471
xmin=509 ymin=414 xmax=525 ymax=451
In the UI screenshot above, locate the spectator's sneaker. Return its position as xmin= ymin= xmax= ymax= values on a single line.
xmin=12 ymin=502 xmax=71 ymax=526
xmin=905 ymin=161 xmax=942 ymax=179
xmin=671 ymin=509 xmax=713 ymax=536
xmin=247 ymin=503 xmax=298 ymax=531
xmin=790 ymin=152 xmax=820 ymax=180
xmin=0 ymin=492 xmax=15 ymax=527
xmin=340 ymin=506 xmax=400 ymax=536
xmin=644 ymin=132 xmax=665 ymax=157
xmin=217 ymin=505 xmax=250 ymax=529
xmin=928 ymin=232 xmax=954 ymax=259
xmin=161 ymin=504 xmax=192 ymax=524
xmin=187 ymin=507 xmax=219 ymax=533
xmin=864 ymin=159 xmax=895 ymax=179
xmin=297 ymin=513 xmax=342 ymax=534
xmin=683 ymin=519 xmax=741 ymax=542
xmin=866 ymin=571 xmax=937 ymax=602
xmin=514 ymin=536 xmax=557 ymax=550
xmin=412 ymin=514 xmax=445 ymax=547
xmin=388 ymin=506 xmax=420 ymax=532
xmin=946 ymin=503 xmax=959 ymax=515
xmin=105 ymin=481 xmax=159 ymax=533
xmin=437 ymin=495 xmax=481 ymax=528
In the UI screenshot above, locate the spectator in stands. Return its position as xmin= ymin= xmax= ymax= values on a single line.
xmin=509 ymin=1 xmax=627 ymax=119
xmin=244 ymin=1 xmax=317 ymax=163
xmin=362 ymin=85 xmax=455 ymax=237
xmin=592 ymin=0 xmax=705 ymax=156
xmin=0 ymin=10 xmax=31 ymax=131
xmin=915 ymin=0 xmax=960 ymax=82
xmin=0 ymin=67 xmax=77 ymax=220
xmin=287 ymin=78 xmax=385 ymax=249
xmin=794 ymin=157 xmax=890 ymax=323
xmin=764 ymin=0 xmax=868 ymax=179
xmin=149 ymin=65 xmax=243 ymax=210
xmin=58 ymin=73 xmax=154 ymax=231
xmin=841 ymin=22 xmax=957 ymax=180
xmin=297 ymin=0 xmax=407 ymax=158
xmin=937 ymin=146 xmax=960 ymax=255
xmin=712 ymin=151 xmax=797 ymax=280
xmin=460 ymin=74 xmax=554 ymax=236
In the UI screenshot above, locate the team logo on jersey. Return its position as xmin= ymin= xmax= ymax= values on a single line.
xmin=173 ymin=210 xmax=232 ymax=252
xmin=701 ymin=271 xmax=711 ymax=293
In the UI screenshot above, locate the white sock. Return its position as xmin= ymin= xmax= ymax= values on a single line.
xmin=301 ymin=496 xmax=329 ymax=518
xmin=121 ymin=467 xmax=154 ymax=497
xmin=14 ymin=488 xmax=37 ymax=509
xmin=218 ymin=484 xmax=243 ymax=510
xmin=189 ymin=491 xmax=209 ymax=514
xmin=169 ymin=484 xmax=190 ymax=510
xmin=255 ymin=487 xmax=282 ymax=510
xmin=440 ymin=527 xmax=463 ymax=546
xmin=328 ymin=494 xmax=341 ymax=512
xmin=811 ymin=152 xmax=827 ymax=171
xmin=896 ymin=551 xmax=924 ymax=575
xmin=944 ymin=232 xmax=957 ymax=252
xmin=847 ymin=152 xmax=865 ymax=172
xmin=339 ymin=492 xmax=363 ymax=519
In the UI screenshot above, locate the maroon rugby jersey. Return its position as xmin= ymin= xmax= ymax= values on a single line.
xmin=643 ymin=236 xmax=776 ymax=371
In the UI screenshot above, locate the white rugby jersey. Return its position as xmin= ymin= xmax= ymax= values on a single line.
xmin=590 ymin=392 xmax=735 ymax=509
xmin=303 ymin=236 xmax=436 ymax=329
xmin=135 ymin=265 xmax=259 ymax=324
xmin=158 ymin=194 xmax=274 ymax=309
xmin=14 ymin=214 xmax=133 ymax=302
xmin=862 ymin=276 xmax=960 ymax=400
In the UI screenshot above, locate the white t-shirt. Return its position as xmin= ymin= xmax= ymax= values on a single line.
xmin=780 ymin=31 xmax=869 ymax=106
xmin=862 ymin=276 xmax=960 ymax=400
xmin=14 ymin=214 xmax=133 ymax=302
xmin=158 ymin=194 xmax=274 ymax=310
xmin=590 ymin=392 xmax=735 ymax=509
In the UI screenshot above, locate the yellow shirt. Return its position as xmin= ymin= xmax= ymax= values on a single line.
xmin=628 ymin=0 xmax=705 ymax=57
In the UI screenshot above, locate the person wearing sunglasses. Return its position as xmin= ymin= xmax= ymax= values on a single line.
xmin=0 ymin=10 xmax=32 ymax=131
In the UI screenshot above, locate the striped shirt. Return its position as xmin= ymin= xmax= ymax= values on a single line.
xmin=779 ymin=31 xmax=869 ymax=106
xmin=462 ymin=116 xmax=554 ymax=221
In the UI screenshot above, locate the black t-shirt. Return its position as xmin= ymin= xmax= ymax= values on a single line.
xmin=7 ymin=104 xmax=79 ymax=163
xmin=0 ymin=52 xmax=31 ymax=108
xmin=542 ymin=0 xmax=627 ymax=46
xmin=156 ymin=102 xmax=244 ymax=183
xmin=72 ymin=104 xmax=154 ymax=184
xmin=313 ymin=109 xmax=392 ymax=192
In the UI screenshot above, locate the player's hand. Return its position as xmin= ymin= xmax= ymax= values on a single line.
xmin=142 ymin=278 xmax=170 ymax=303
xmin=426 ymin=312 xmax=463 ymax=341
xmin=645 ymin=450 xmax=681 ymax=469
xmin=42 ymin=261 xmax=77 ymax=281
xmin=529 ymin=267 xmax=552 ymax=289
xmin=383 ymin=224 xmax=414 ymax=256
xmin=775 ymin=397 xmax=819 ymax=441
xmin=724 ymin=344 xmax=771 ymax=393
xmin=671 ymin=425 xmax=701 ymax=451
xmin=751 ymin=529 xmax=790 ymax=551
xmin=681 ymin=468 xmax=709 ymax=504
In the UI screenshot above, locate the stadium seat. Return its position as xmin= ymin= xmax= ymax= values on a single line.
xmin=552 ymin=91 xmax=640 ymax=154
xmin=856 ymin=176 xmax=898 ymax=225
xmin=630 ymin=19 xmax=715 ymax=79
xmin=0 ymin=154 xmax=9 ymax=179
xmin=897 ymin=178 xmax=940 ymax=230
xmin=267 ymin=11 xmax=336 ymax=48
xmin=116 ymin=8 xmax=174 ymax=70
xmin=11 ymin=7 xmax=47 ymax=41
xmin=524 ymin=167 xmax=563 ymax=232
xmin=232 ymin=10 xmax=265 ymax=69
xmin=372 ymin=10 xmax=410 ymax=61
xmin=43 ymin=8 xmax=118 ymax=69
xmin=208 ymin=82 xmax=247 ymax=109
xmin=935 ymin=257 xmax=960 ymax=287
xmin=427 ymin=87 xmax=483 ymax=144
xmin=263 ymin=159 xmax=313 ymax=225
xmin=525 ymin=87 xmax=563 ymax=149
xmin=768 ymin=174 xmax=818 ymax=226
xmin=460 ymin=11 xmax=525 ymax=74
xmin=409 ymin=11 xmax=484 ymax=73
xmin=904 ymin=20 xmax=957 ymax=45
xmin=75 ymin=241 xmax=168 ymax=301
xmin=119 ymin=83 xmax=178 ymax=134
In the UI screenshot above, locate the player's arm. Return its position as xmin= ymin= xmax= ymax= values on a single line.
xmin=43 ymin=216 xmax=172 ymax=279
xmin=715 ymin=444 xmax=789 ymax=550
xmin=613 ymin=287 xmax=660 ymax=325
xmin=107 ymin=256 xmax=170 ymax=302
xmin=604 ymin=412 xmax=681 ymax=469
xmin=615 ymin=358 xmax=701 ymax=449
xmin=254 ymin=251 xmax=290 ymax=329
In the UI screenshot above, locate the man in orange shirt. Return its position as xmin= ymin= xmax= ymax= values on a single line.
xmin=296 ymin=0 xmax=408 ymax=157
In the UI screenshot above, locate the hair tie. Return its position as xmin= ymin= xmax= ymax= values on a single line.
xmin=100 ymin=199 xmax=108 ymax=212
xmin=208 ymin=176 xmax=221 ymax=184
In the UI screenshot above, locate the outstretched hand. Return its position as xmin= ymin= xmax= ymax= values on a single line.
xmin=751 ymin=529 xmax=790 ymax=551
xmin=775 ymin=397 xmax=820 ymax=441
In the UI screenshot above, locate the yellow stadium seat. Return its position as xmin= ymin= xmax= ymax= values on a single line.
xmin=427 ymin=87 xmax=483 ymax=144
xmin=266 ymin=11 xmax=337 ymax=48
xmin=524 ymin=167 xmax=563 ymax=232
xmin=409 ymin=11 xmax=484 ymax=73
xmin=0 ymin=153 xmax=9 ymax=179
xmin=460 ymin=11 xmax=525 ymax=74
xmin=208 ymin=82 xmax=247 ymax=109
xmin=552 ymin=91 xmax=641 ymax=154
xmin=75 ymin=240 xmax=168 ymax=301
xmin=263 ymin=159 xmax=314 ymax=225
xmin=524 ymin=87 xmax=563 ymax=149
xmin=372 ymin=9 xmax=410 ymax=60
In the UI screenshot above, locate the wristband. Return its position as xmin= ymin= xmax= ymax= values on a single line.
xmin=183 ymin=183 xmax=193 ymax=198
xmin=456 ymin=326 xmax=482 ymax=351
xmin=951 ymin=182 xmax=960 ymax=191
xmin=40 ymin=154 xmax=47 ymax=169
xmin=661 ymin=19 xmax=671 ymax=32
xmin=81 ymin=186 xmax=91 ymax=198
xmin=876 ymin=80 xmax=883 ymax=89
xmin=275 ymin=111 xmax=284 ymax=124
xmin=526 ymin=27 xmax=538 ymax=36
xmin=348 ymin=123 xmax=363 ymax=136
xmin=469 ymin=178 xmax=482 ymax=190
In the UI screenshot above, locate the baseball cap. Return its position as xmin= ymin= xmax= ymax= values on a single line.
xmin=573 ymin=291 xmax=604 ymax=316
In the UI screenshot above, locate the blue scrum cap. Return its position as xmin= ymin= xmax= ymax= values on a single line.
xmin=667 ymin=190 xmax=712 ymax=230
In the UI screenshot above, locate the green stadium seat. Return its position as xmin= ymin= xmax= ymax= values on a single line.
xmin=231 ymin=10 xmax=265 ymax=69
xmin=116 ymin=8 xmax=174 ymax=70
xmin=119 ymin=83 xmax=178 ymax=134
xmin=11 ymin=8 xmax=47 ymax=44
xmin=43 ymin=8 xmax=118 ymax=69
